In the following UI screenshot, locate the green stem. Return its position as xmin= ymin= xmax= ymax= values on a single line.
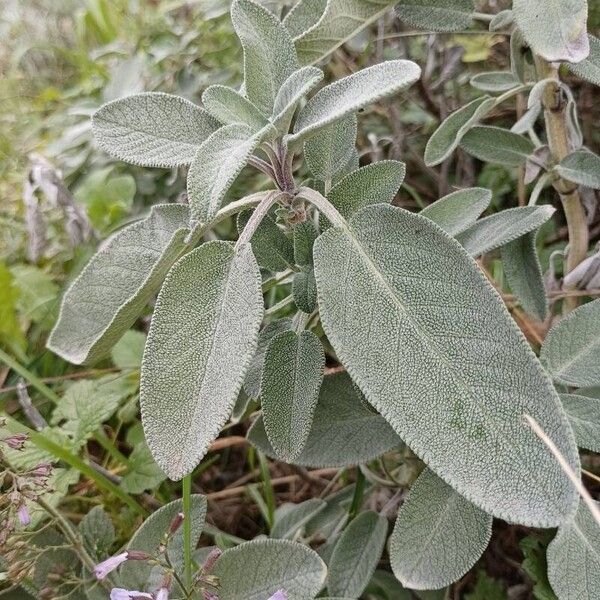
xmin=182 ymin=474 xmax=193 ymax=591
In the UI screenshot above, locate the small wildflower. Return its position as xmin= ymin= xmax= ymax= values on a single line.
xmin=168 ymin=511 xmax=184 ymax=533
xmin=126 ymin=550 xmax=150 ymax=561
xmin=267 ymin=591 xmax=287 ymax=600
xmin=94 ymin=552 xmax=128 ymax=579
xmin=17 ymin=503 xmax=30 ymax=526
xmin=155 ymin=588 xmax=169 ymax=600
xmin=110 ymin=589 xmax=152 ymax=600
xmin=202 ymin=547 xmax=222 ymax=573
xmin=28 ymin=462 xmax=53 ymax=478
xmin=4 ymin=433 xmax=28 ymax=450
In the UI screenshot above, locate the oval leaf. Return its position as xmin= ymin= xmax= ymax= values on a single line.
xmin=202 ymin=85 xmax=268 ymax=130
xmin=394 ymin=0 xmax=475 ymax=32
xmin=559 ymin=393 xmax=600 ymax=453
xmin=540 ymin=299 xmax=600 ymax=387
xmin=556 ymin=149 xmax=600 ymax=190
xmin=92 ymin=93 xmax=220 ymax=167
xmin=313 ymin=204 xmax=578 ymax=526
xmin=140 ymin=241 xmax=263 ymax=479
xmin=459 ymin=125 xmax=535 ymax=167
xmin=262 ymin=330 xmax=325 ymax=461
xmin=390 ymin=469 xmax=492 ymax=589
xmin=272 ymin=499 xmax=327 ymax=539
xmin=470 ymin=71 xmax=520 ymax=92
xmin=570 ymin=34 xmax=600 ymax=86
xmin=48 ymin=204 xmax=190 ymax=365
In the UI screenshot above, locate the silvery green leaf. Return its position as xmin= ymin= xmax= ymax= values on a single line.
xmin=570 ymin=35 xmax=600 ymax=86
xmin=323 ymin=160 xmax=406 ymax=228
xmin=547 ymin=500 xmax=600 ymax=600
xmin=120 ymin=495 xmax=207 ymax=591
xmin=272 ymin=499 xmax=327 ymax=539
xmin=394 ymin=0 xmax=475 ymax=32
xmin=313 ymin=204 xmax=578 ymax=526
xmin=305 ymin=114 xmax=357 ymax=183
xmin=420 ymin=187 xmax=491 ymax=236
xmin=293 ymin=269 xmax=318 ymax=313
xmin=489 ymin=9 xmax=514 ymax=31
xmin=510 ymin=29 xmax=528 ymax=84
xmin=244 ymin=318 xmax=294 ymax=399
xmin=424 ymin=96 xmax=495 ymax=167
xmin=511 ymin=104 xmax=541 ymax=134
xmin=187 ymin=123 xmax=267 ymax=224
xmin=470 ymin=72 xmax=520 ymax=92
xmin=294 ymin=0 xmax=395 ymax=65
xmin=79 ymin=506 xmax=114 ymax=561
xmin=213 ymin=539 xmax=327 ymax=600
xmin=202 ymin=85 xmax=269 ymax=130
xmin=513 ymin=0 xmax=589 ymax=63
xmin=328 ymin=511 xmax=388 ymax=598
xmin=111 ymin=329 xmax=146 ymax=370
xmin=238 ymin=207 xmax=295 ymax=272
xmin=271 ymin=66 xmax=324 ymax=133
xmin=261 ymin=330 xmax=325 ymax=461
xmin=501 ymin=231 xmax=548 ymax=321
xmin=455 ymin=205 xmax=555 ymax=257
xmin=559 ymin=393 xmax=600 ymax=453
xmin=390 ymin=469 xmax=492 ymax=589
xmin=140 ymin=241 xmax=263 ymax=479
xmin=459 ymin=126 xmax=535 ymax=167
xmin=248 ymin=371 xmax=401 ymax=467
xmin=231 ymin=0 xmax=299 ymax=114
xmin=92 ymin=93 xmax=220 ymax=168
xmin=291 ymin=60 xmax=421 ymax=143
xmin=294 ymin=220 xmax=319 ymax=267
xmin=367 ymin=570 xmax=413 ymax=600
xmin=540 ymin=299 xmax=600 ymax=388
xmin=555 ymin=150 xmax=600 ymax=190
xmin=48 ymin=204 xmax=190 ymax=365
xmin=283 ymin=0 xmax=328 ymax=37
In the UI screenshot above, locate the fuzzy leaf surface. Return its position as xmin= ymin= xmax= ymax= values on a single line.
xmin=48 ymin=204 xmax=190 ymax=365
xmin=559 ymin=393 xmax=600 ymax=453
xmin=248 ymin=371 xmax=401 ymax=467
xmin=540 ymin=299 xmax=600 ymax=387
xmin=293 ymin=270 xmax=318 ymax=313
xmin=232 ymin=0 xmax=299 ymax=114
xmin=92 ymin=93 xmax=220 ymax=167
xmin=513 ymin=0 xmax=589 ymax=63
xmin=459 ymin=125 xmax=535 ymax=167
xmin=213 ymin=539 xmax=327 ymax=600
xmin=570 ymin=35 xmax=600 ymax=86
xmin=420 ymin=187 xmax=491 ymax=236
xmin=470 ymin=72 xmax=520 ymax=92
xmin=455 ymin=205 xmax=555 ymax=257
xmin=261 ymin=330 xmax=325 ymax=461
xmin=283 ymin=0 xmax=328 ymax=37
xmin=547 ymin=501 xmax=600 ymax=600
xmin=328 ymin=511 xmax=388 ymax=598
xmin=313 ymin=204 xmax=578 ymax=526
xmin=390 ymin=469 xmax=492 ymax=589
xmin=140 ymin=241 xmax=263 ymax=479
xmin=556 ymin=150 xmax=600 ymax=189
xmin=394 ymin=0 xmax=475 ymax=32
xmin=272 ymin=499 xmax=327 ymax=539
xmin=291 ymin=60 xmax=421 ymax=142
xmin=202 ymin=85 xmax=268 ymax=130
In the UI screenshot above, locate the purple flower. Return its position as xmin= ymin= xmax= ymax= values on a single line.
xmin=4 ymin=433 xmax=28 ymax=450
xmin=94 ymin=552 xmax=128 ymax=579
xmin=267 ymin=590 xmax=287 ymax=600
xmin=110 ymin=589 xmax=152 ymax=600
xmin=155 ymin=588 xmax=169 ymax=600
xmin=202 ymin=547 xmax=222 ymax=573
xmin=17 ymin=503 xmax=30 ymax=526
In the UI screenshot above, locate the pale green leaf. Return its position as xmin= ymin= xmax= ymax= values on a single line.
xmin=10 ymin=265 xmax=58 ymax=325
xmin=271 ymin=66 xmax=324 ymax=133
xmin=187 ymin=123 xmax=268 ymax=224
xmin=293 ymin=220 xmax=319 ymax=267
xmin=501 ymin=231 xmax=548 ymax=321
xmin=559 ymin=393 xmax=600 ymax=453
xmin=459 ymin=125 xmax=535 ymax=167
xmin=262 ymin=330 xmax=324 ymax=461
xmin=140 ymin=241 xmax=263 ymax=479
xmin=394 ymin=0 xmax=475 ymax=32
xmin=244 ymin=318 xmax=294 ymax=399
xmin=366 ymin=570 xmax=413 ymax=600
xmin=510 ymin=28 xmax=528 ymax=84
xmin=294 ymin=0 xmax=395 ymax=65
xmin=455 ymin=205 xmax=555 ymax=257
xmin=202 ymin=85 xmax=269 ymax=130
xmin=470 ymin=71 xmax=520 ymax=92
xmin=283 ymin=0 xmax=328 ymax=37
xmin=540 ymin=299 xmax=600 ymax=387
xmin=231 ymin=0 xmax=299 ymax=114
xmin=420 ymin=187 xmax=491 ymax=236
xmin=48 ymin=204 xmax=190 ymax=365
xmin=92 ymin=93 xmax=220 ymax=167
xmin=313 ymin=204 xmax=578 ymax=526
xmin=513 ymin=0 xmax=589 ymax=63
xmin=305 ymin=114 xmax=357 ymax=183
xmin=120 ymin=440 xmax=167 ymax=494
xmin=79 ymin=506 xmax=115 ymax=561
xmin=248 ymin=371 xmax=402 ymax=467
xmin=120 ymin=495 xmax=207 ymax=591
xmin=547 ymin=500 xmax=600 ymax=600
xmin=271 ymin=499 xmax=327 ymax=539
xmin=390 ymin=468 xmax=492 ymax=589
xmin=424 ymin=96 xmax=494 ymax=167
xmin=293 ymin=269 xmax=318 ymax=313
xmin=328 ymin=511 xmax=388 ymax=598
xmin=489 ymin=9 xmax=514 ymax=32
xmin=291 ymin=60 xmax=421 ymax=143
xmin=111 ymin=329 xmax=146 ymax=370
xmin=323 ymin=160 xmax=406 ymax=227
xmin=555 ymin=150 xmax=600 ymax=190
xmin=213 ymin=539 xmax=327 ymax=600
xmin=570 ymin=35 xmax=600 ymax=86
